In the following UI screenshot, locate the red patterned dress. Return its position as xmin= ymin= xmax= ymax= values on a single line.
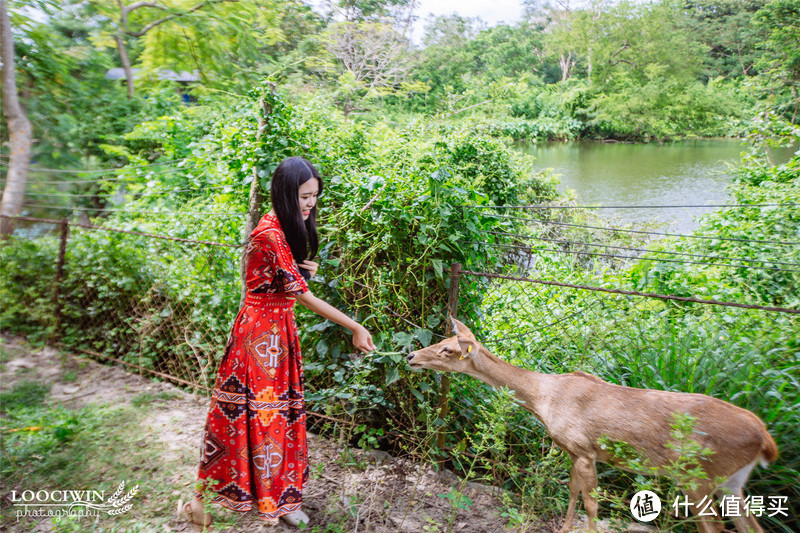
xmin=196 ymin=213 xmax=309 ymax=521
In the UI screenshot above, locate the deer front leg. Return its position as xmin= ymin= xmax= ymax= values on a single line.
xmin=559 ymin=455 xmax=599 ymax=533
xmin=559 ymin=461 xmax=581 ymax=533
xmin=574 ymin=455 xmax=599 ymax=532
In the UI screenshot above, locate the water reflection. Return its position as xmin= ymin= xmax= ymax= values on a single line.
xmin=516 ymin=139 xmax=747 ymax=233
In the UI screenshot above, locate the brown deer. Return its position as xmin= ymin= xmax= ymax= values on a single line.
xmin=406 ymin=317 xmax=778 ymax=533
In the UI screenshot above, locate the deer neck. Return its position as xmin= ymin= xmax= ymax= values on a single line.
xmin=466 ymin=346 xmax=547 ymax=416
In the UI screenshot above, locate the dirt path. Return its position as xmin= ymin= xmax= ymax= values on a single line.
xmin=1 ymin=334 xmax=624 ymax=532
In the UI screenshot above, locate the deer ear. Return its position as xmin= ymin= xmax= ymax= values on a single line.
xmin=449 ymin=316 xmax=475 ymax=340
xmin=449 ymin=315 xmax=461 ymax=335
xmin=456 ymin=337 xmax=478 ymax=360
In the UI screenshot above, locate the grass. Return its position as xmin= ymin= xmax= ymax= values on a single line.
xmin=130 ymin=391 xmax=179 ymax=408
xmin=0 ymin=380 xmax=51 ymax=409
xmin=0 ymin=378 xmax=187 ymax=531
xmin=0 ymin=374 xmax=278 ymax=532
xmin=0 ymin=345 xmax=10 ymax=364
xmin=0 ymin=384 xmax=159 ymax=530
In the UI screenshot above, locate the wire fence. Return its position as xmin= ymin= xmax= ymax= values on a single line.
xmin=457 ymin=268 xmax=799 ymax=376
xmin=442 ymin=207 xmax=799 ymax=531
xmin=450 ymin=202 xmax=799 ymax=395
xmin=2 ymin=216 xmax=241 ymax=393
xmin=3 ymin=209 xmax=798 ymax=394
xmin=3 ymin=202 xmax=799 ymax=528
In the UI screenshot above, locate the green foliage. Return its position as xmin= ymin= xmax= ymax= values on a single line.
xmin=4 ymin=1 xmax=152 ymax=169
xmin=634 ymin=121 xmax=799 ymax=306
xmin=412 ymin=18 xmax=550 ymax=107
xmin=2 ymin=88 xmax=557 ymax=449
xmin=393 ymin=0 xmax=770 ymax=141
xmin=596 ymin=413 xmax=717 ymax=532
xmin=291 ymin=102 xmax=556 ymax=427
xmin=584 ymin=74 xmax=747 ymax=140
xmin=0 ymin=237 xmax=59 ymax=339
xmin=679 ymin=0 xmax=767 ymax=80
xmin=752 ymin=0 xmax=800 ymax=122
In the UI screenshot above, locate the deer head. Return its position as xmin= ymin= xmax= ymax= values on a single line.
xmin=406 ymin=316 xmax=481 ymax=372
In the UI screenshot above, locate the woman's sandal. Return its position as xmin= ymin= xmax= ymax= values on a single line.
xmin=177 ymin=499 xmax=213 ymax=532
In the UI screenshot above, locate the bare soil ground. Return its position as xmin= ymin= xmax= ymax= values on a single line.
xmin=0 ymin=334 xmax=621 ymax=533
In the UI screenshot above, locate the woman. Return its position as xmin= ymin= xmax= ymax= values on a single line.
xmin=180 ymin=156 xmax=375 ymax=530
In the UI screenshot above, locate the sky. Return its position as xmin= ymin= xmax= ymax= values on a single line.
xmin=412 ymin=0 xmax=524 ymax=42
xmin=414 ymin=0 xmax=524 ymax=28
xmin=305 ymin=0 xmax=526 ymax=44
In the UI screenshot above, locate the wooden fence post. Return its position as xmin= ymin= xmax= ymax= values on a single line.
xmin=51 ymin=218 xmax=69 ymax=340
xmin=436 ymin=262 xmax=461 ymax=460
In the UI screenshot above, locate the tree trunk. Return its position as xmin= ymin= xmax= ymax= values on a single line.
xmin=587 ymin=46 xmax=592 ymax=84
xmin=116 ymin=33 xmax=135 ymax=97
xmin=0 ymin=0 xmax=33 ymax=238
xmin=239 ymin=93 xmax=273 ymax=307
xmin=559 ymin=51 xmax=573 ymax=81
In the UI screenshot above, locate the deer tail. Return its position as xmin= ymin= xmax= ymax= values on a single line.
xmin=758 ymin=428 xmax=779 ymax=468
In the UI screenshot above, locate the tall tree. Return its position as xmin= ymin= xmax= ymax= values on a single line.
xmin=319 ymin=0 xmax=417 ymax=115
xmin=566 ymin=0 xmax=706 ymax=86
xmin=327 ymin=0 xmax=415 ymax=24
xmin=96 ymin=0 xmax=240 ymax=96
xmin=753 ymin=0 xmax=800 ymax=122
xmin=525 ymin=0 xmax=576 ymax=81
xmin=681 ymin=0 xmax=766 ymax=79
xmin=322 ymin=20 xmax=413 ymax=115
xmin=11 ymin=1 xmax=145 ymax=171
xmin=0 ymin=0 xmax=33 ymax=237
xmin=411 ymin=14 xmax=484 ymax=97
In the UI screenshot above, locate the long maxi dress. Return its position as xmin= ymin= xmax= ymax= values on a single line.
xmin=196 ymin=213 xmax=310 ymax=521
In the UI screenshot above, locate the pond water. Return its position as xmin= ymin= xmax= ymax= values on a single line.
xmin=515 ymin=139 xmax=747 ymax=233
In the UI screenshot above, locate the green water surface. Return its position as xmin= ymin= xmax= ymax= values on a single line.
xmin=516 ymin=139 xmax=747 ymax=232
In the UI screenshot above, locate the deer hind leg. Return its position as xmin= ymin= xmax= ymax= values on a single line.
xmin=724 ymin=492 xmax=764 ymax=533
xmin=683 ymin=486 xmax=725 ymax=533
xmin=559 ymin=455 xmax=599 ymax=533
xmin=716 ymin=461 xmax=763 ymax=533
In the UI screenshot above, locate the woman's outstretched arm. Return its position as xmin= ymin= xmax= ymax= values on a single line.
xmin=296 ymin=291 xmax=375 ymax=353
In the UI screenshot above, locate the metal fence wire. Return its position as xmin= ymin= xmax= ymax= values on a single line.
xmin=2 ymin=216 xmax=242 ymax=393
xmin=3 ymin=214 xmax=798 ymax=405
xmin=458 ymin=269 xmax=798 ymax=390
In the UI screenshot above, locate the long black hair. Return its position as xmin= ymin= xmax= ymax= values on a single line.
xmin=270 ymin=156 xmax=323 ymax=271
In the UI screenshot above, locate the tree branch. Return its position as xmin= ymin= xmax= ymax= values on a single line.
xmin=126 ymin=0 xmax=238 ymax=37
xmin=124 ymin=1 xmax=166 ymax=13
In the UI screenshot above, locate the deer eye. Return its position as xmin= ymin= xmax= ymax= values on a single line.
xmin=439 ymin=347 xmax=452 ymax=355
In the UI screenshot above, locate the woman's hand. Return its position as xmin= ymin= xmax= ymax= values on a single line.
xmin=298 ymin=260 xmax=319 ymax=278
xmin=296 ymin=292 xmax=376 ymax=353
xmin=352 ymin=324 xmax=376 ymax=354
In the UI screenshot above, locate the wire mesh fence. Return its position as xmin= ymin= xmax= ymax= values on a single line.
xmin=2 ymin=216 xmax=242 ymax=393
xmin=459 ymin=269 xmax=798 ymax=393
